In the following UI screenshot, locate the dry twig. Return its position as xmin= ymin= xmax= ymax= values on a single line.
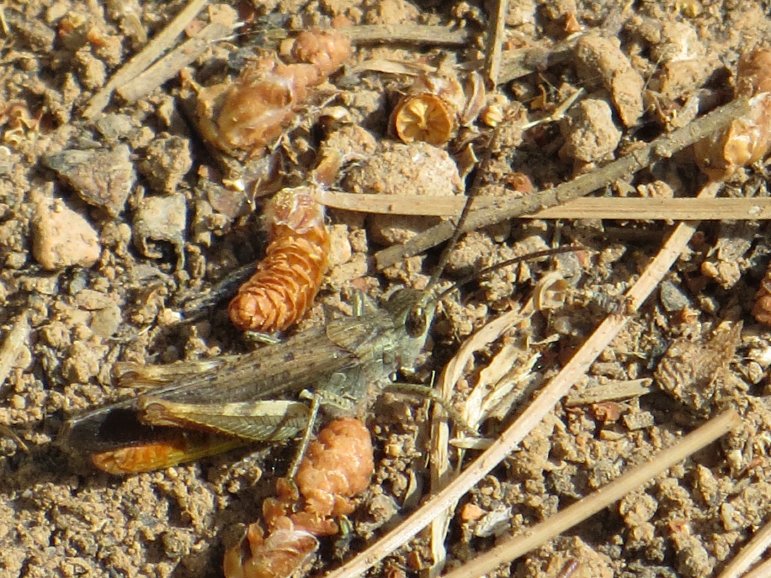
xmin=429 ymin=300 xmax=535 ymax=574
xmin=743 ymin=558 xmax=771 ymax=578
xmin=717 ymin=518 xmax=771 ymax=578
xmin=116 ymin=9 xmax=237 ymax=103
xmin=342 ymin=24 xmax=470 ymax=46
xmin=483 ymin=0 xmax=509 ymax=86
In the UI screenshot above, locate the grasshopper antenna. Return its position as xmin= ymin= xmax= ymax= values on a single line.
xmin=406 ymin=128 xmax=502 ymax=333
xmin=435 ymin=245 xmax=586 ymax=302
xmin=424 ymin=129 xmax=500 ymax=296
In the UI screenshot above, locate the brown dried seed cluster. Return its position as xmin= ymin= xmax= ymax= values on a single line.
xmin=228 ymin=186 xmax=330 ymax=333
xmin=197 ymin=29 xmax=351 ymax=158
xmin=223 ymin=418 xmax=374 ymax=578
xmin=694 ymin=48 xmax=771 ymax=179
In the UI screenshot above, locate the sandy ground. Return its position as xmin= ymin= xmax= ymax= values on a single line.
xmin=0 ymin=1 xmax=770 ymax=577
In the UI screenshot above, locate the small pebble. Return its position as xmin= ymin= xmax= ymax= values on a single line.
xmin=345 ymin=142 xmax=462 ymax=245
xmin=44 ymin=145 xmax=135 ymax=216
xmin=560 ymin=98 xmax=621 ymax=161
xmin=574 ymin=33 xmax=645 ymax=127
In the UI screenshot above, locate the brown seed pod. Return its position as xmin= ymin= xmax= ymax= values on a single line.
xmin=694 ymin=48 xmax=771 ymax=179
xmin=228 ymin=186 xmax=330 ymax=333
xmin=752 ymin=266 xmax=771 ymax=326
xmin=391 ymin=93 xmax=456 ymax=145
xmin=223 ymin=418 xmax=373 ymax=578
xmin=389 ymin=71 xmax=486 ymax=146
xmin=196 ymin=29 xmax=351 ymax=158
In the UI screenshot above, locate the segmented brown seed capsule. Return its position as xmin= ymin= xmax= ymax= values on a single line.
xmin=694 ymin=48 xmax=771 ymax=179
xmin=223 ymin=418 xmax=373 ymax=578
xmin=228 ymin=186 xmax=330 ymax=333
xmin=294 ymin=417 xmax=374 ymax=519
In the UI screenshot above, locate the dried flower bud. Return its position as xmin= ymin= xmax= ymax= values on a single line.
xmin=391 ymin=93 xmax=456 ymax=145
xmin=223 ymin=524 xmax=318 ymax=578
xmin=197 ymin=29 xmax=350 ymax=158
xmin=752 ymin=265 xmax=771 ymax=326
xmin=390 ymin=71 xmax=486 ymax=145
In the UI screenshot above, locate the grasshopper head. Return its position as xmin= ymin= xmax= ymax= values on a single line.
xmin=384 ymin=288 xmax=437 ymax=369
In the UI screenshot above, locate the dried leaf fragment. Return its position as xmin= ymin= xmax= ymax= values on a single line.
xmin=654 ymin=324 xmax=741 ymax=412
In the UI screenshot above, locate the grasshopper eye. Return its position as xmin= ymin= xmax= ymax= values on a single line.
xmin=406 ymin=304 xmax=428 ymax=337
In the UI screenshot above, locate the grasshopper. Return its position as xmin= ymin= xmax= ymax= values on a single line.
xmin=60 ymin=285 xmax=438 ymax=474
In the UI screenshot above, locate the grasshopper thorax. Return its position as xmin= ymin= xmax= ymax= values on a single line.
xmin=383 ymin=287 xmax=437 ymax=370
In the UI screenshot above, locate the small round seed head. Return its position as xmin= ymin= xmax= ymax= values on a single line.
xmin=391 ymin=93 xmax=455 ymax=145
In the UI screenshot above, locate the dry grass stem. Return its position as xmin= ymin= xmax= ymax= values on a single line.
xmin=117 ymin=11 xmax=237 ymax=103
xmin=483 ymin=0 xmax=509 ymax=86
xmin=429 ymin=300 xmax=534 ymax=573
xmin=374 ymin=97 xmax=751 ymax=269
xmin=342 ymin=24 xmax=470 ymax=46
xmin=717 ymin=518 xmax=771 ymax=578
xmin=82 ymin=0 xmax=209 ymax=118
xmin=322 ymin=180 xmax=723 ymax=578
xmin=441 ymin=409 xmax=741 ymax=578
xmin=742 ymin=557 xmax=771 ymax=578
xmin=317 ymin=191 xmax=771 ymax=220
